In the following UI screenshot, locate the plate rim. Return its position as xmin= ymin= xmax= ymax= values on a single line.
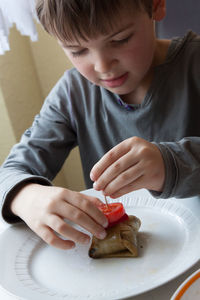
xmin=171 ymin=268 xmax=200 ymax=300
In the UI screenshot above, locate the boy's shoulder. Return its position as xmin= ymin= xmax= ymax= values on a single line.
xmin=47 ymin=67 xmax=106 ymax=107
xmin=182 ymin=31 xmax=200 ymax=65
xmin=48 ymin=67 xmax=95 ymax=98
xmin=173 ymin=31 xmax=200 ymax=55
xmin=165 ymin=31 xmax=200 ymax=69
xmin=64 ymin=67 xmax=92 ymax=86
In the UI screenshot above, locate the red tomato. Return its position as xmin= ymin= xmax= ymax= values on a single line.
xmin=108 ymin=213 xmax=129 ymax=228
xmin=98 ymin=202 xmax=125 ymax=224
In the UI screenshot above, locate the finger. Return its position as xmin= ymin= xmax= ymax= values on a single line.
xmin=81 ymin=194 xmax=104 ymax=207
xmin=109 ymin=175 xmax=145 ymax=198
xmin=90 ymin=141 xmax=131 ymax=181
xmin=93 ymin=151 xmax=139 ymax=191
xmin=63 ymin=191 xmax=108 ymax=228
xmin=54 ymin=201 xmax=107 ymax=240
xmin=102 ymin=162 xmax=143 ymax=196
xmin=37 ymin=226 xmax=76 ymax=250
xmin=45 ymin=214 xmax=92 ymax=244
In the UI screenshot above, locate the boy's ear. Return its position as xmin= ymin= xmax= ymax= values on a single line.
xmin=152 ymin=0 xmax=166 ymax=21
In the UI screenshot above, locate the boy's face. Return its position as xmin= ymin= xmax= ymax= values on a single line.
xmin=61 ymin=1 xmax=166 ymax=102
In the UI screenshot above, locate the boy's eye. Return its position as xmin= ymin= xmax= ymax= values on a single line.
xmin=71 ymin=48 xmax=87 ymax=57
xmin=112 ymin=33 xmax=133 ymax=45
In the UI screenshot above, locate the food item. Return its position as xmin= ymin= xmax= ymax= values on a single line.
xmin=98 ymin=202 xmax=126 ymax=225
xmin=89 ymin=215 xmax=141 ymax=258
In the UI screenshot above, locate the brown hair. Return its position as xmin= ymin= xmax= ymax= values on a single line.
xmin=36 ymin=0 xmax=153 ymax=43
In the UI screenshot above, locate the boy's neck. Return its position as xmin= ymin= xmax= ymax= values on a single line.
xmin=153 ymin=39 xmax=171 ymax=66
xmin=121 ymin=39 xmax=171 ymax=105
xmin=121 ymin=73 xmax=154 ymax=105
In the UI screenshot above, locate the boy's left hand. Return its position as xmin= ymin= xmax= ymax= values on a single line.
xmin=90 ymin=137 xmax=165 ymax=198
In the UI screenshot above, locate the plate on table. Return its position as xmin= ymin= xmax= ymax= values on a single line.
xmin=171 ymin=268 xmax=200 ymax=300
xmin=0 ymin=189 xmax=200 ymax=300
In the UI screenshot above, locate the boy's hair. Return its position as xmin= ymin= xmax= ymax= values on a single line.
xmin=36 ymin=0 xmax=153 ymax=43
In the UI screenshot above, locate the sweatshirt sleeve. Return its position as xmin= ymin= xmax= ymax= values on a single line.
xmin=0 ymin=73 xmax=77 ymax=223
xmin=152 ymin=137 xmax=200 ymax=198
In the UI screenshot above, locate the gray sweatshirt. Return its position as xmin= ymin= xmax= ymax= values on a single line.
xmin=1 ymin=31 xmax=200 ymax=223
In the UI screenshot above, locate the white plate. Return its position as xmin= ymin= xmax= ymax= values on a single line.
xmin=171 ymin=268 xmax=200 ymax=300
xmin=0 ymin=189 xmax=200 ymax=300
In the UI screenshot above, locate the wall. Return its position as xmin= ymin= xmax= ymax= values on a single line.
xmin=0 ymin=24 xmax=85 ymax=191
xmin=0 ymin=88 xmax=16 ymax=163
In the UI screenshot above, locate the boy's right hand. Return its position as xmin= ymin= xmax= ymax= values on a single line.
xmin=10 ymin=183 xmax=108 ymax=250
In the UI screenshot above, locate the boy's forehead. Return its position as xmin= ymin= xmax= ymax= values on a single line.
xmin=60 ymin=21 xmax=135 ymax=47
xmin=60 ymin=9 xmax=139 ymax=47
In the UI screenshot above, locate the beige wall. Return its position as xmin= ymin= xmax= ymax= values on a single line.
xmin=0 ymin=24 xmax=85 ymax=191
xmin=0 ymin=88 xmax=16 ymax=163
xmin=30 ymin=24 xmax=73 ymax=97
xmin=0 ymin=28 xmax=43 ymax=141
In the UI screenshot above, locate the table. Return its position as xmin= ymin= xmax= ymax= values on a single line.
xmin=0 ymin=189 xmax=200 ymax=300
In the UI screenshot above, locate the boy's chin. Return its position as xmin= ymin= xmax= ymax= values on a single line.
xmin=95 ymin=81 xmax=135 ymax=97
xmin=105 ymin=86 xmax=134 ymax=96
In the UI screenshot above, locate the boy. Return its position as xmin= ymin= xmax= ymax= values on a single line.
xmin=0 ymin=0 xmax=200 ymax=250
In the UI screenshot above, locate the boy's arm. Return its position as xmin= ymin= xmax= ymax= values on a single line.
xmin=0 ymin=120 xmax=108 ymax=248
xmin=0 ymin=77 xmax=76 ymax=224
xmin=0 ymin=113 xmax=74 ymax=223
xmin=91 ymin=137 xmax=200 ymax=199
xmin=0 ymin=168 xmax=52 ymax=223
xmin=154 ymin=137 xmax=200 ymax=198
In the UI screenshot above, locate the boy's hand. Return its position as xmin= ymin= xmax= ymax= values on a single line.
xmin=90 ymin=137 xmax=165 ymax=198
xmin=11 ymin=184 xmax=108 ymax=250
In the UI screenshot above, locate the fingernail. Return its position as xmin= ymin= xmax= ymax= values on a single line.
xmin=90 ymin=171 xmax=94 ymax=181
xmin=93 ymin=182 xmax=100 ymax=190
xmin=103 ymin=219 xmax=108 ymax=228
xmin=97 ymin=230 xmax=106 ymax=239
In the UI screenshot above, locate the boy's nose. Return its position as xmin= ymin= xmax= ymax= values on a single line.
xmin=94 ymin=53 xmax=116 ymax=74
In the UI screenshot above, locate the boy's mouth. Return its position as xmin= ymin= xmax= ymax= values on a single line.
xmin=100 ymin=72 xmax=128 ymax=88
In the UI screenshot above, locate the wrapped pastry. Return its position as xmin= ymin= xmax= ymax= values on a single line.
xmin=89 ymin=202 xmax=141 ymax=258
